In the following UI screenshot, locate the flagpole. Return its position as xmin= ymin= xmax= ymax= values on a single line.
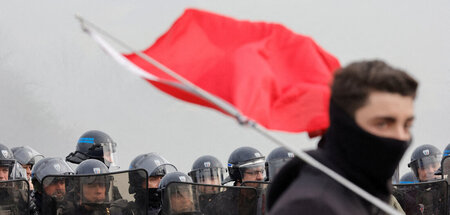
xmin=75 ymin=15 xmax=247 ymax=125
xmin=76 ymin=15 xmax=401 ymax=215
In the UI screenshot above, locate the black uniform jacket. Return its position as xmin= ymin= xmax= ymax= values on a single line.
xmin=268 ymin=152 xmax=383 ymax=215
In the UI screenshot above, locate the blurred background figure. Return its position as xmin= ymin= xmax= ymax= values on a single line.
xmin=66 ymin=130 xmax=119 ymax=171
xmin=265 ymin=147 xmax=294 ymax=182
xmin=11 ymin=146 xmax=44 ymax=189
xmin=227 ymin=146 xmax=265 ymax=186
xmin=408 ymin=144 xmax=442 ymax=182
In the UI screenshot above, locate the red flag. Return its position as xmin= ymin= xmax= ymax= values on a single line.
xmin=124 ymin=9 xmax=340 ymax=133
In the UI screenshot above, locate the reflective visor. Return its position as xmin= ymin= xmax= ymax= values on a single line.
xmin=102 ymin=142 xmax=119 ymax=170
xmin=267 ymin=158 xmax=291 ymax=181
xmin=189 ymin=168 xmax=225 ymax=185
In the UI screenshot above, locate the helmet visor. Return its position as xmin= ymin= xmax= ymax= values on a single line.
xmin=238 ymin=158 xmax=265 ymax=182
xmin=267 ymin=158 xmax=291 ymax=181
xmin=80 ymin=175 xmax=112 ymax=205
xmin=10 ymin=162 xmax=27 ymax=180
xmin=102 ymin=142 xmax=119 ymax=170
xmin=189 ymin=168 xmax=226 ymax=185
xmin=151 ymin=164 xmax=177 ymax=177
xmin=164 ymin=183 xmax=200 ymax=214
xmin=13 ymin=147 xmax=44 ymax=165
xmin=411 ymin=155 xmax=442 ymax=182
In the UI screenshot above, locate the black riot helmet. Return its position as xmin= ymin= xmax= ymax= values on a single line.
xmin=399 ymin=171 xmax=418 ymax=184
xmin=75 ymin=159 xmax=109 ymax=175
xmin=66 ymin=130 xmax=119 ymax=169
xmin=158 ymin=172 xmax=193 ymax=190
xmin=129 ymin=153 xmax=177 ymax=193
xmin=188 ymin=155 xmax=226 ymax=185
xmin=11 ymin=146 xmax=44 ymax=167
xmin=265 ymin=147 xmax=295 ymax=181
xmin=227 ymin=146 xmax=265 ymax=183
xmin=408 ymin=144 xmax=442 ymax=182
xmin=31 ymin=157 xmax=74 ymax=193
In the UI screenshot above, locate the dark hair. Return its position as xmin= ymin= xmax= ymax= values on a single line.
xmin=331 ymin=60 xmax=418 ymax=117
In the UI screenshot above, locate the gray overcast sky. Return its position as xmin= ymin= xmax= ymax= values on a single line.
xmin=0 ymin=0 xmax=449 ymax=176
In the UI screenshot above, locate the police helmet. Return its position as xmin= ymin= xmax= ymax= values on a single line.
xmin=31 ymin=157 xmax=74 ymax=192
xmin=408 ymin=144 xmax=442 ymax=182
xmin=265 ymin=147 xmax=295 ymax=181
xmin=0 ymin=143 xmax=18 ymax=180
xmin=11 ymin=146 xmax=44 ymax=167
xmin=129 ymin=153 xmax=177 ymax=193
xmin=399 ymin=171 xmax=418 ymax=184
xmin=158 ymin=172 xmax=193 ymax=190
xmin=188 ymin=155 xmax=226 ymax=185
xmin=75 ymin=159 xmax=109 ymax=175
xmin=66 ymin=130 xmax=118 ymax=169
xmin=227 ymin=146 xmax=265 ymax=183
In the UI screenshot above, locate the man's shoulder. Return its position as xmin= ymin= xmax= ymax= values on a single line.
xmin=269 ymin=165 xmax=369 ymax=215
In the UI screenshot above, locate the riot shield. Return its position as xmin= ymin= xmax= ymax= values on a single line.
xmin=241 ymin=181 xmax=270 ymax=215
xmin=41 ymin=169 xmax=148 ymax=215
xmin=0 ymin=179 xmax=29 ymax=215
xmin=393 ymin=180 xmax=447 ymax=215
xmin=160 ymin=182 xmax=258 ymax=215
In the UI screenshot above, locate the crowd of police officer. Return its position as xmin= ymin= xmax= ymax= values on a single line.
xmin=0 ymin=129 xmax=449 ymax=214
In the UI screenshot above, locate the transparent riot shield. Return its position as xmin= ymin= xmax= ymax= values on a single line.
xmin=241 ymin=181 xmax=270 ymax=215
xmin=41 ymin=169 xmax=148 ymax=215
xmin=393 ymin=180 xmax=447 ymax=215
xmin=160 ymin=182 xmax=258 ymax=215
xmin=0 ymin=179 xmax=29 ymax=215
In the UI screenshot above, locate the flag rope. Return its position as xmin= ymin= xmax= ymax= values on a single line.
xmin=76 ymin=15 xmax=401 ymax=215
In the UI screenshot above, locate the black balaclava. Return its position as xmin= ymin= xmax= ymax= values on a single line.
xmin=323 ymin=100 xmax=410 ymax=198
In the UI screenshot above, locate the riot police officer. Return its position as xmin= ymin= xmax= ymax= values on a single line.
xmin=11 ymin=146 xmax=44 ymax=188
xmin=0 ymin=143 xmax=15 ymax=181
xmin=188 ymin=155 xmax=226 ymax=186
xmin=265 ymin=147 xmax=294 ymax=182
xmin=227 ymin=146 xmax=265 ymax=186
xmin=30 ymin=157 xmax=74 ymax=215
xmin=128 ymin=153 xmax=178 ymax=215
xmin=158 ymin=172 xmax=201 ymax=215
xmin=408 ymin=144 xmax=442 ymax=182
xmin=66 ymin=130 xmax=119 ymax=170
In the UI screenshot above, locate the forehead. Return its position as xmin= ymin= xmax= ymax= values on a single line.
xmin=359 ymin=91 xmax=414 ymax=118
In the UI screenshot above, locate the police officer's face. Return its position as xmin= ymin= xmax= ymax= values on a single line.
xmin=355 ymin=92 xmax=414 ymax=141
xmin=0 ymin=166 xmax=9 ymax=181
xmin=418 ymin=162 xmax=440 ymax=181
xmin=170 ymin=189 xmax=195 ymax=213
xmin=82 ymin=183 xmax=106 ymax=203
xmin=142 ymin=176 xmax=163 ymax=188
xmin=44 ymin=180 xmax=66 ymax=199
xmin=22 ymin=164 xmax=32 ymax=179
xmin=242 ymin=167 xmax=265 ymax=182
